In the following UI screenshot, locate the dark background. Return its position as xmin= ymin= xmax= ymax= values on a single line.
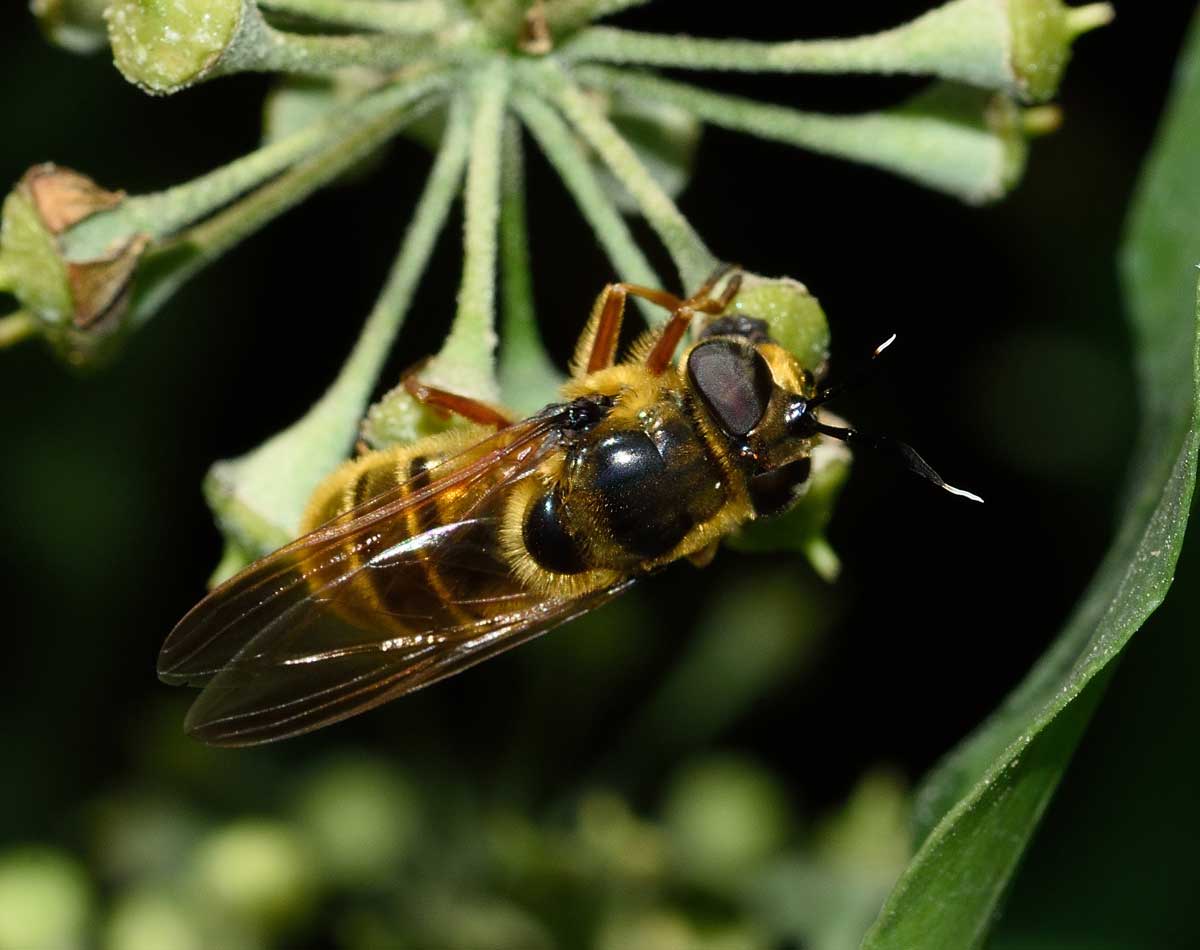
xmin=1 ymin=2 xmax=1197 ymax=946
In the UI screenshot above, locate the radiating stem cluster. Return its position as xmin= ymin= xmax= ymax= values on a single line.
xmin=3 ymin=0 xmax=1111 ymax=568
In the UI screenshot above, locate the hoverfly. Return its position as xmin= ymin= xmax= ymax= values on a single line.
xmin=160 ymin=266 xmax=979 ymax=746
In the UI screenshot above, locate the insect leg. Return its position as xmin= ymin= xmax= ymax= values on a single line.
xmin=575 ymin=283 xmax=686 ymax=375
xmin=691 ymin=262 xmax=742 ymax=309
xmin=577 ymin=271 xmax=742 ymax=377
xmin=642 ymin=268 xmax=744 ymax=375
xmin=403 ymin=375 xmax=514 ymax=428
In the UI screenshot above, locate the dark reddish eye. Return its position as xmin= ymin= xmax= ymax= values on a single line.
xmin=687 ymin=339 xmax=775 ymax=437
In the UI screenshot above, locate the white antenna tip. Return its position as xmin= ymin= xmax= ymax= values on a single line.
xmin=874 ymin=332 xmax=898 ymax=358
xmin=944 ymin=484 xmax=984 ymax=503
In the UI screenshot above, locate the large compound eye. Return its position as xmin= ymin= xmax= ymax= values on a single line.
xmin=686 ymin=339 xmax=775 ymax=437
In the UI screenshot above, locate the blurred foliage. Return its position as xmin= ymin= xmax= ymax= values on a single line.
xmin=2 ymin=747 xmax=912 ymax=950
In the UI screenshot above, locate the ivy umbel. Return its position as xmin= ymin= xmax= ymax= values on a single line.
xmin=4 ymin=0 xmax=1110 ymax=579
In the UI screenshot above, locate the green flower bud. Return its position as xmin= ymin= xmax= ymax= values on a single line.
xmin=709 ymin=272 xmax=829 ymax=373
xmin=1007 ymin=0 xmax=1114 ymax=103
xmin=106 ymin=0 xmax=247 ymax=96
xmin=0 ymin=848 xmax=92 ymax=950
xmin=359 ymin=382 xmax=473 ymax=451
xmin=577 ymin=792 xmax=668 ymax=880
xmin=0 ymin=164 xmax=148 ymax=366
xmin=104 ymin=889 xmax=203 ymax=950
xmin=594 ymin=910 xmax=697 ymax=950
xmin=729 ymin=432 xmax=851 ymax=580
xmin=191 ymin=821 xmax=317 ymax=934
xmin=663 ymin=756 xmax=792 ymax=882
xmin=31 ymin=0 xmax=110 ymax=53
xmin=815 ymin=769 xmax=910 ymax=876
xmin=293 ymin=757 xmax=421 ymax=885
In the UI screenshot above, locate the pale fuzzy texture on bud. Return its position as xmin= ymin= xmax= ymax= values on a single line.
xmin=1007 ymin=0 xmax=1115 ymax=103
xmin=106 ymin=0 xmax=245 ymax=95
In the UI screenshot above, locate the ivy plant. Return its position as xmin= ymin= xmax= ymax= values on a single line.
xmin=6 ymin=3 xmax=1187 ymax=949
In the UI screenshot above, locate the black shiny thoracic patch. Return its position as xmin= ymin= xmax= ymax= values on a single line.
xmin=563 ymin=394 xmax=613 ymax=432
xmin=523 ymin=489 xmax=587 ymax=574
xmin=590 ymin=430 xmax=692 ymax=559
xmin=699 ymin=314 xmax=771 ymax=344
xmin=686 ymin=339 xmax=775 ymax=437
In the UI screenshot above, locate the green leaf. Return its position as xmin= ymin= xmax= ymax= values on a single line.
xmin=862 ymin=15 xmax=1200 ymax=949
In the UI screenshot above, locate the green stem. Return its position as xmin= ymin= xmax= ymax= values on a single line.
xmin=335 ymin=96 xmax=474 ymax=422
xmin=579 ymin=66 xmax=1027 ymax=205
xmin=521 ymin=59 xmax=714 ymax=290
xmin=424 ymin=60 xmax=510 ymax=400
xmin=251 ymin=24 xmax=445 ymax=74
xmin=497 ymin=115 xmax=564 ymax=414
xmin=215 ymin=2 xmax=480 ymax=79
xmin=560 ymin=0 xmax=1026 ymax=92
xmin=511 ymin=88 xmax=661 ymax=321
xmin=591 ymin=0 xmax=655 ymax=17
xmin=63 ymin=71 xmax=449 ymax=260
xmin=542 ymin=0 xmax=652 ymax=37
xmin=207 ymin=95 xmax=473 ymax=558
xmin=259 ymin=0 xmax=451 ymax=33
xmin=0 ymin=310 xmax=38 ymax=349
xmin=1066 ymin=3 xmax=1116 ymax=35
xmin=131 ymin=86 xmax=446 ymax=328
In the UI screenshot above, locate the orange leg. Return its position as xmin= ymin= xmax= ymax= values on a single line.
xmin=403 ymin=370 xmax=514 ymax=428
xmin=581 ymin=265 xmax=743 ymax=375
xmin=644 ymin=265 xmax=743 ymax=375
xmin=584 ymin=282 xmax=687 ymax=373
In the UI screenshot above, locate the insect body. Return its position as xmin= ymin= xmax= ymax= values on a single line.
xmin=160 ymin=267 xmax=975 ymax=746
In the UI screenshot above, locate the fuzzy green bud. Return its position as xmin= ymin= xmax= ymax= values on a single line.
xmin=359 ymin=381 xmax=472 ymax=451
xmin=0 ymin=165 xmax=148 ymax=365
xmin=710 ymin=272 xmax=829 ymax=373
xmin=106 ymin=0 xmax=247 ymax=95
xmin=31 ymin=0 xmax=110 ymax=53
xmin=1007 ymin=0 xmax=1114 ymax=103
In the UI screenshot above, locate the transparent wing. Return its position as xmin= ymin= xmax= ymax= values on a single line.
xmin=159 ymin=409 xmax=632 ymax=747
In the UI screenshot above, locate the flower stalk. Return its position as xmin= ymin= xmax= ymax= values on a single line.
xmin=497 ymin=117 xmax=564 ymax=415
xmin=520 ymin=60 xmax=716 ymax=290
xmin=258 ymin=0 xmax=452 ymax=33
xmin=561 ymin=0 xmax=1114 ymax=103
xmin=208 ymin=95 xmax=473 ymax=572
xmin=577 ymin=66 xmax=1042 ymax=204
xmin=62 ymin=69 xmax=449 ymax=262
xmin=7 ymin=0 xmax=1111 ymax=568
xmin=106 ymin=0 xmax=476 ymax=95
xmin=511 ymin=89 xmax=661 ymax=320
xmin=420 ymin=61 xmax=510 ymax=402
xmin=0 ymin=311 xmax=38 ymax=350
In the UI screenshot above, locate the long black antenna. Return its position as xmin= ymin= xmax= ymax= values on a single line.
xmin=808 ymin=333 xmax=984 ymax=503
xmin=810 ymin=332 xmax=897 ymax=409
xmin=813 ymin=421 xmax=984 ymax=503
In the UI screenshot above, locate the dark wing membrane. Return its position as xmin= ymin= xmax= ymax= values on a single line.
xmin=159 ymin=410 xmax=633 ymax=746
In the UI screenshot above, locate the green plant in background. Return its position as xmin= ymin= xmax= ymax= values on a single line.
xmin=9 ymin=2 xmax=1200 ymax=950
